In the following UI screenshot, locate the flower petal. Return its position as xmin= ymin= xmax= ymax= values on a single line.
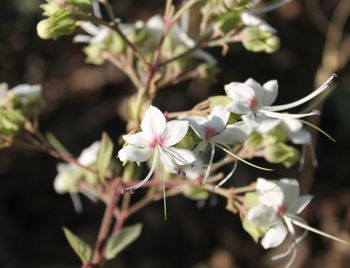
xmin=255 ymin=116 xmax=281 ymax=134
xmin=245 ymin=78 xmax=265 ymax=106
xmin=159 ymin=148 xmax=177 ymax=173
xmin=282 ymin=118 xmax=303 ymax=132
xmin=247 ymin=204 xmax=277 ymax=227
xmin=277 ymin=179 xmax=300 ymax=208
xmin=224 ymin=81 xmax=256 ymax=102
xmin=123 ymin=132 xmax=150 ymax=147
xmin=207 ymin=105 xmax=230 ymax=132
xmin=118 ymin=145 xmax=153 ymax=162
xmin=261 ymin=219 xmax=288 ymax=249
xmin=289 ymin=195 xmax=313 ymax=214
xmin=288 ymin=128 xmax=311 ymax=145
xmin=262 ymin=80 xmax=278 ymax=106
xmin=78 ymin=141 xmax=101 ymax=166
xmin=226 ymin=100 xmax=251 ymax=115
xmin=141 ymin=105 xmax=166 ymax=141
xmin=162 ymin=120 xmax=189 ymax=147
xmin=162 ymin=147 xmax=196 ymax=166
xmin=214 ymin=121 xmax=252 ymax=145
xmin=256 ymin=178 xmax=284 ymax=210
xmin=182 ymin=115 xmax=207 ymax=139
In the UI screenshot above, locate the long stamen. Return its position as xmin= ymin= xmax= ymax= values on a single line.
xmin=271 ymin=228 xmax=308 ymax=261
xmin=202 ymin=142 xmax=215 ymax=185
xmin=215 ymin=160 xmax=238 ymax=189
xmin=283 ymin=217 xmax=298 ymax=268
xmin=251 ymin=0 xmax=292 ymax=15
xmin=216 ymin=143 xmax=274 ymax=171
xmin=299 ymin=119 xmax=336 ymax=142
xmin=260 ymin=109 xmax=320 ymax=119
xmin=123 ymin=148 xmax=159 ymax=192
xmin=287 ymin=213 xmax=350 ymax=246
xmin=264 ymin=74 xmax=336 ymax=112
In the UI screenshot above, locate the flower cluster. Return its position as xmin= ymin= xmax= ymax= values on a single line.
xmin=54 ymin=141 xmax=102 ymax=211
xmin=118 ymin=73 xmax=335 ymax=191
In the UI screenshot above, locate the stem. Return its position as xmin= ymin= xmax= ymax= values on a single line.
xmin=170 ymin=0 xmax=199 ymax=25
xmin=75 ymin=13 xmax=149 ymax=67
xmin=88 ymin=180 xmax=121 ymax=267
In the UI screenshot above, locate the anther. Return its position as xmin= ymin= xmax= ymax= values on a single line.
xmin=312 ymin=109 xmax=321 ymax=116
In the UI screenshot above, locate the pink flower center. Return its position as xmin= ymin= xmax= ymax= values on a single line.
xmin=248 ymin=97 xmax=258 ymax=113
xmin=149 ymin=134 xmax=165 ymax=148
xmin=277 ymin=204 xmax=287 ymax=216
xmin=204 ymin=127 xmax=217 ymax=141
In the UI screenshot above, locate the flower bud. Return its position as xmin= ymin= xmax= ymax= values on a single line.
xmin=241 ymin=26 xmax=280 ymax=53
xmin=264 ymin=142 xmax=299 ymax=167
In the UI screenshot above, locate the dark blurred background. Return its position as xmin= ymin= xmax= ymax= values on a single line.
xmin=0 ymin=0 xmax=350 ymax=267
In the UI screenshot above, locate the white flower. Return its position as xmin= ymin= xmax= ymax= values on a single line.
xmin=8 ymin=84 xmax=42 ymax=106
xmin=54 ymin=141 xmax=101 ymax=194
xmin=241 ymin=12 xmax=276 ymax=33
xmin=54 ymin=141 xmax=101 ymax=211
xmin=225 ymin=75 xmax=336 ymax=127
xmin=118 ymin=105 xmax=196 ymax=191
xmin=183 ymin=105 xmax=252 ymax=185
xmin=256 ymin=116 xmax=311 ymax=145
xmin=143 ymin=15 xmax=216 ymax=64
xmin=78 ymin=141 xmax=101 ymax=166
xmin=247 ymin=178 xmax=313 ymax=267
xmin=73 ymin=22 xmax=111 ymax=44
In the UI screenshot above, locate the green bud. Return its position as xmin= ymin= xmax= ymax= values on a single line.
xmin=224 ymin=0 xmax=252 ymax=11
xmin=127 ymin=93 xmax=151 ymax=123
xmin=242 ymin=191 xmax=268 ymax=242
xmin=264 ymin=142 xmax=299 ymax=167
xmin=214 ymin=12 xmax=240 ymax=35
xmin=196 ymin=63 xmax=220 ymax=84
xmin=175 ymin=127 xmax=201 ymax=151
xmin=83 ymin=43 xmax=106 ymax=65
xmin=37 ymin=19 xmax=54 ymax=39
xmin=183 ymin=185 xmax=209 ymax=200
xmin=9 ymin=85 xmax=43 ymax=116
xmin=243 ymin=192 xmax=260 ymax=209
xmin=241 ymin=26 xmax=280 ymax=53
xmin=208 ymin=95 xmax=231 ymax=107
xmin=242 ymin=217 xmax=267 ymax=243
xmin=264 ymin=126 xmax=288 ymax=144
xmin=0 ymin=108 xmax=25 ymax=136
xmin=67 ymin=0 xmax=92 ymax=13
xmin=122 ymin=162 xmax=142 ymax=183
xmin=108 ymin=33 xmax=125 ymax=55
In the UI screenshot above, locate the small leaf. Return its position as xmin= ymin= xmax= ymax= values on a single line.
xmin=97 ymin=132 xmax=114 ymax=181
xmin=63 ymin=227 xmax=92 ymax=264
xmin=46 ymin=132 xmax=72 ymax=156
xmin=105 ymin=223 xmax=143 ymax=260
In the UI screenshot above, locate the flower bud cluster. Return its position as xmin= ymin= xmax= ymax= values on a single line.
xmin=37 ymin=0 xmax=92 ymax=40
xmin=0 ymin=83 xmax=43 ymax=144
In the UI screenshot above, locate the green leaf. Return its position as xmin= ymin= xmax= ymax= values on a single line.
xmin=46 ymin=132 xmax=72 ymax=156
xmin=97 ymin=132 xmax=114 ymax=181
xmin=105 ymin=223 xmax=143 ymax=260
xmin=63 ymin=227 xmax=92 ymax=264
